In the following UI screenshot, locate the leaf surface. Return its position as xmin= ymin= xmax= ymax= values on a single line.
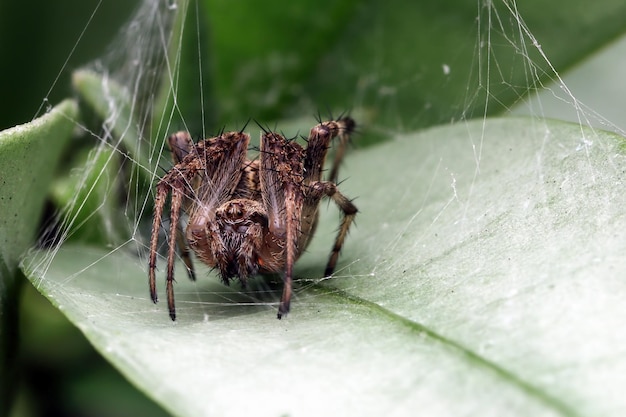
xmin=23 ymin=118 xmax=626 ymax=417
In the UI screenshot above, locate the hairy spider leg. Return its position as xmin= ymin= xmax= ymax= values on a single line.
xmin=303 ymin=119 xmax=358 ymax=278
xmin=320 ymin=183 xmax=357 ymax=276
xmin=148 ymin=184 xmax=168 ymax=304
xmin=149 ymin=174 xmax=193 ymax=321
xmin=148 ymin=131 xmax=201 ymax=320
xmin=150 ymin=132 xmax=249 ymax=321
xmin=259 ymin=132 xmax=305 ymax=319
xmin=175 ymin=231 xmax=196 ymax=281
xmin=166 ymin=185 xmax=185 ymax=320
xmin=281 ymin=181 xmax=304 ymax=319
xmin=328 ymin=117 xmax=356 ymax=183
xmin=168 ymin=131 xmax=197 ymax=281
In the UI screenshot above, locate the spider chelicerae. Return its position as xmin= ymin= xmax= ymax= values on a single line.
xmin=148 ymin=117 xmax=357 ymax=320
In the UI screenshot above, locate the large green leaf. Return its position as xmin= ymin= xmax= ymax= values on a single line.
xmin=23 ymin=118 xmax=626 ymax=416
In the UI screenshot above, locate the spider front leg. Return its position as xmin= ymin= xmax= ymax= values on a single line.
xmin=150 ymin=131 xmax=251 ymax=320
xmin=165 ymin=186 xmax=185 ymax=320
xmin=303 ymin=117 xmax=355 ymax=184
xmin=259 ymin=132 xmax=305 ymax=319
xmin=148 ymin=137 xmax=202 ymax=320
xmin=148 ymin=178 xmax=187 ymax=321
xmin=148 ymin=183 xmax=168 ymax=305
xmin=328 ymin=116 xmax=356 ymax=183
xmin=302 ymin=118 xmax=358 ymax=275
xmin=168 ymin=131 xmax=197 ymax=281
xmin=278 ymin=181 xmax=304 ymax=319
xmin=148 ymin=131 xmax=198 ymax=320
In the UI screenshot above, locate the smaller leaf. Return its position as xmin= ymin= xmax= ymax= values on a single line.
xmin=0 ymin=99 xmax=78 ymax=268
xmin=50 ymin=146 xmax=128 ymax=246
xmin=72 ymin=69 xmax=163 ymax=239
xmin=0 ymin=99 xmax=77 ymax=414
xmin=72 ymin=70 xmax=151 ymax=174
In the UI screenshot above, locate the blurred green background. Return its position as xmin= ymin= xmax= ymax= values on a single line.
xmin=0 ymin=0 xmax=139 ymax=131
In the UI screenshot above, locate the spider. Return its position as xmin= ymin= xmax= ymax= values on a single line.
xmin=148 ymin=117 xmax=357 ymax=320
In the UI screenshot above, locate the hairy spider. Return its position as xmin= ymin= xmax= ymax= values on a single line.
xmin=148 ymin=117 xmax=357 ymax=320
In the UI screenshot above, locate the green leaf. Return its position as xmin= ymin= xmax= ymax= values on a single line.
xmin=72 ymin=70 xmax=153 ymax=179
xmin=49 ymin=146 xmax=128 ymax=246
xmin=0 ymin=99 xmax=77 ymax=414
xmin=22 ymin=118 xmax=626 ymax=416
xmin=71 ymin=68 xmax=168 ymax=245
xmin=0 ymin=100 xmax=78 ymax=267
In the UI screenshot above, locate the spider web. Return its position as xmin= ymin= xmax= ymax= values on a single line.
xmin=24 ymin=0 xmax=626 ymax=312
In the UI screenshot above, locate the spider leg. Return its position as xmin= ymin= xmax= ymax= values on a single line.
xmin=149 ymin=169 xmax=198 ymax=321
xmin=168 ymin=131 xmax=197 ymax=281
xmin=304 ymin=117 xmax=355 ymax=185
xmin=259 ymin=132 xmax=305 ymax=319
xmin=166 ymin=186 xmax=184 ymax=321
xmin=151 ymin=131 xmax=251 ymax=321
xmin=302 ymin=117 xmax=357 ymax=276
xmin=328 ymin=117 xmax=356 ymax=183
xmin=306 ymin=181 xmax=358 ymax=277
xmin=168 ymin=131 xmax=195 ymax=164
xmin=279 ymin=182 xmax=304 ymax=319
xmin=324 ymin=185 xmax=357 ymax=277
xmin=148 ymin=182 xmax=169 ymax=304
xmin=175 ymin=228 xmax=196 ymax=281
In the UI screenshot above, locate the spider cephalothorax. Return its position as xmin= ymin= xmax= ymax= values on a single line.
xmin=148 ymin=117 xmax=357 ymax=319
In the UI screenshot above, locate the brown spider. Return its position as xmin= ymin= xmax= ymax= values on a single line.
xmin=148 ymin=117 xmax=357 ymax=320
